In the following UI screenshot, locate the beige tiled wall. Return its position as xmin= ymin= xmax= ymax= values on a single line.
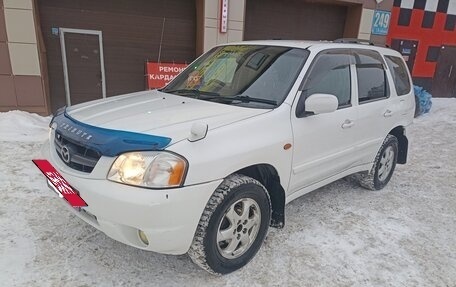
xmin=4 ymin=0 xmax=40 ymax=76
xmin=0 ymin=0 xmax=47 ymax=114
xmin=203 ymin=0 xmax=245 ymax=52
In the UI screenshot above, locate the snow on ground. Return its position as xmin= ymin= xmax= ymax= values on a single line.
xmin=0 ymin=110 xmax=51 ymax=142
xmin=1 ymin=99 xmax=456 ymax=287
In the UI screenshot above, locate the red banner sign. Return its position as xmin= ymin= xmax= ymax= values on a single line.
xmin=220 ymin=0 xmax=229 ymax=33
xmin=146 ymin=62 xmax=188 ymax=89
xmin=33 ymin=159 xmax=87 ymax=207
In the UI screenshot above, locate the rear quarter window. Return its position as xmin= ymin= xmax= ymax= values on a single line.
xmin=384 ymin=55 xmax=412 ymax=96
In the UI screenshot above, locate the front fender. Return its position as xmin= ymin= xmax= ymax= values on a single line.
xmin=167 ymin=105 xmax=293 ymax=193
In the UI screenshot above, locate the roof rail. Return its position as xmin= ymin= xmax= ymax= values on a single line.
xmin=334 ymin=38 xmax=375 ymax=45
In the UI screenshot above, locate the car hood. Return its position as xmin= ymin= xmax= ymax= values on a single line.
xmin=65 ymin=90 xmax=269 ymax=144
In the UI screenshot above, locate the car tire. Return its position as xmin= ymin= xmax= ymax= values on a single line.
xmin=355 ymin=134 xmax=398 ymax=190
xmin=188 ymin=174 xmax=271 ymax=275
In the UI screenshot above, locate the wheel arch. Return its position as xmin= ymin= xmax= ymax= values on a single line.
xmin=234 ymin=163 xmax=286 ymax=229
xmin=388 ymin=126 xmax=408 ymax=164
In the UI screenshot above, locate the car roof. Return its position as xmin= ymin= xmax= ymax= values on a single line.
xmin=217 ymin=40 xmax=401 ymax=57
xmin=218 ymin=40 xmax=323 ymax=49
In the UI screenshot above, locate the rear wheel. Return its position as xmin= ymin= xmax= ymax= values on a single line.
xmin=355 ymin=134 xmax=398 ymax=190
xmin=188 ymin=174 xmax=271 ymax=274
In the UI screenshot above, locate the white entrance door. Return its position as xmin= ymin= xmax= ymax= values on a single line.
xmin=59 ymin=28 xmax=106 ymax=106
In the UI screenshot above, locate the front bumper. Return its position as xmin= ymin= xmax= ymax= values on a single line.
xmin=42 ymin=140 xmax=222 ymax=255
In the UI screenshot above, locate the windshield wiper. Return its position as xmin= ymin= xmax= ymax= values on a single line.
xmin=163 ymin=89 xmax=220 ymax=98
xmin=214 ymin=95 xmax=277 ymax=106
xmin=163 ymin=89 xmax=277 ymax=106
xmin=195 ymin=94 xmax=277 ymax=106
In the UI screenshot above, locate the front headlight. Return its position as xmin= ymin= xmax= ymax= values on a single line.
xmin=107 ymin=151 xmax=187 ymax=188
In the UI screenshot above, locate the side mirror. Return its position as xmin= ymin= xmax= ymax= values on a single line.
xmin=304 ymin=93 xmax=339 ymax=115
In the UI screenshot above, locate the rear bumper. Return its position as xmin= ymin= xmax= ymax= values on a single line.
xmin=42 ymin=140 xmax=221 ymax=255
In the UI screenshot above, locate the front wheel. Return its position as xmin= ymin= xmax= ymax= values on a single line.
xmin=188 ymin=174 xmax=271 ymax=274
xmin=355 ymin=134 xmax=398 ymax=190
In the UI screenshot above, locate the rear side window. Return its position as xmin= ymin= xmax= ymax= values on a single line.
xmin=353 ymin=49 xmax=389 ymax=103
xmin=385 ymin=55 xmax=412 ymax=96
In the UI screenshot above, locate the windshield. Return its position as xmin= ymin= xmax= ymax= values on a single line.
xmin=162 ymin=45 xmax=309 ymax=108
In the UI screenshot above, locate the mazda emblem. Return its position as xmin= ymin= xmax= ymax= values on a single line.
xmin=61 ymin=145 xmax=71 ymax=164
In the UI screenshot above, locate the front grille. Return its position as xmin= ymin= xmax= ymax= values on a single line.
xmin=54 ymin=132 xmax=101 ymax=173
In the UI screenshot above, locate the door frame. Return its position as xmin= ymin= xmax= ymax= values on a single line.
xmin=59 ymin=28 xmax=106 ymax=106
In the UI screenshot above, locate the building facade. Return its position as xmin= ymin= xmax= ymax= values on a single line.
xmin=1 ymin=0 xmax=392 ymax=115
xmin=0 ymin=0 xmax=49 ymax=115
xmin=387 ymin=0 xmax=456 ymax=97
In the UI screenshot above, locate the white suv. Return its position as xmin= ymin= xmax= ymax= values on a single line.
xmin=37 ymin=40 xmax=415 ymax=274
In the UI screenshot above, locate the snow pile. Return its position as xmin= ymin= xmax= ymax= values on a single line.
xmin=0 ymin=110 xmax=51 ymax=142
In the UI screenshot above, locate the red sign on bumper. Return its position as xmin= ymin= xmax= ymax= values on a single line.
xmin=33 ymin=159 xmax=87 ymax=207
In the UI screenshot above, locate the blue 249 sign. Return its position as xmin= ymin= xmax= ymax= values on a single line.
xmin=372 ymin=10 xmax=391 ymax=36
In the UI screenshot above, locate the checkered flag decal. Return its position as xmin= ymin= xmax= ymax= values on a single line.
xmin=395 ymin=0 xmax=456 ymax=14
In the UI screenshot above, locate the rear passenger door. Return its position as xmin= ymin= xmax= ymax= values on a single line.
xmin=352 ymin=49 xmax=397 ymax=165
xmin=384 ymin=54 xmax=415 ymax=121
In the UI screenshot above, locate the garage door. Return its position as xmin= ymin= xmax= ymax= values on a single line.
xmin=245 ymin=0 xmax=348 ymax=41
xmin=38 ymin=0 xmax=196 ymax=112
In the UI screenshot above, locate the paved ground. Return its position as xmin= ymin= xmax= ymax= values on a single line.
xmin=1 ymin=99 xmax=455 ymax=287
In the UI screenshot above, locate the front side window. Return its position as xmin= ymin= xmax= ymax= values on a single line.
xmin=385 ymin=55 xmax=412 ymax=96
xmin=297 ymin=49 xmax=352 ymax=116
xmin=353 ymin=49 xmax=389 ymax=103
xmin=163 ymin=45 xmax=309 ymax=108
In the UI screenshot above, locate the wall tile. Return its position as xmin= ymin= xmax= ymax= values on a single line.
xmin=228 ymin=0 xmax=245 ymax=22
xmin=362 ymin=0 xmax=376 ymax=10
xmin=0 ymin=74 xmax=16 ymax=106
xmin=400 ymin=0 xmax=415 ymax=9
xmin=4 ymin=8 xmax=37 ymax=43
xmin=0 ymin=42 xmax=11 ymax=74
xmin=217 ymin=30 xmax=228 ymax=44
xmin=227 ymin=29 xmax=243 ymax=43
xmin=370 ymin=34 xmax=387 ymax=45
xmin=0 ymin=6 xmax=7 ymax=41
xmin=358 ymin=32 xmax=371 ymax=40
xmin=3 ymin=0 xmax=32 ymax=10
xmin=359 ymin=8 xmax=374 ymax=34
xmin=204 ymin=27 xmax=217 ymax=51
xmin=8 ymin=42 xmax=40 ymax=75
xmin=377 ymin=0 xmax=394 ymax=11
xmin=205 ymin=18 xmax=218 ymax=28
xmin=205 ymin=0 xmax=218 ymax=19
xmin=228 ymin=20 xmax=243 ymax=31
xmin=449 ymin=0 xmax=456 ymax=14
xmin=14 ymin=75 xmax=44 ymax=106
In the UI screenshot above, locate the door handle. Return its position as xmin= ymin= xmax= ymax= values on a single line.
xmin=449 ymin=65 xmax=453 ymax=78
xmin=384 ymin=109 xmax=393 ymax=117
xmin=341 ymin=119 xmax=354 ymax=129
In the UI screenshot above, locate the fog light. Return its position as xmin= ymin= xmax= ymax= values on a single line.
xmin=138 ymin=230 xmax=149 ymax=245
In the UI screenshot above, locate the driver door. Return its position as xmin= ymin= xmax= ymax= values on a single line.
xmin=289 ymin=49 xmax=360 ymax=192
